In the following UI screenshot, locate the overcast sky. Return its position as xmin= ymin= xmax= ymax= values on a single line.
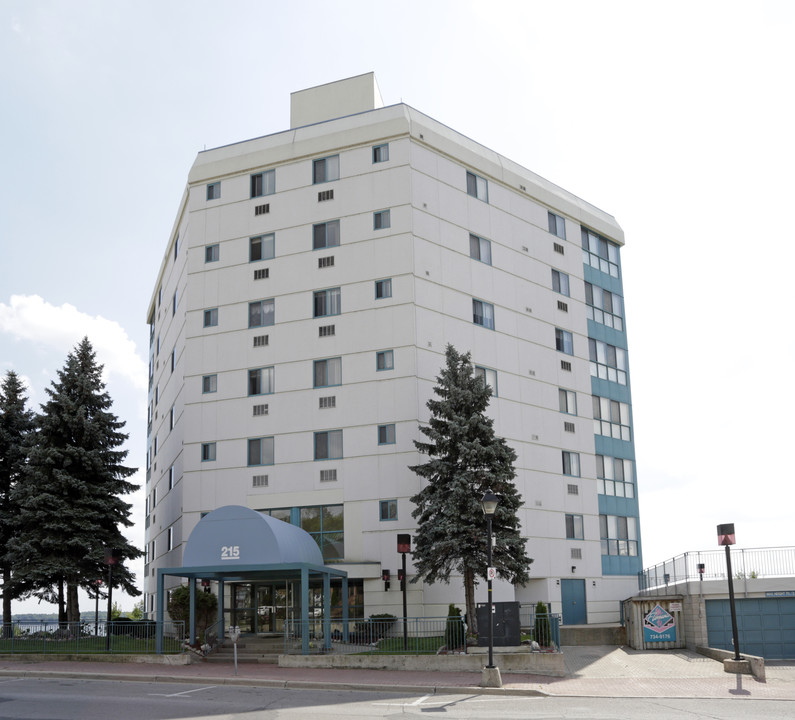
xmin=2 ymin=1 xmax=793 ymax=614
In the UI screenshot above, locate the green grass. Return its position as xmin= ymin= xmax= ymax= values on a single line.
xmin=0 ymin=634 xmax=183 ymax=655
xmin=369 ymin=634 xmax=447 ymax=654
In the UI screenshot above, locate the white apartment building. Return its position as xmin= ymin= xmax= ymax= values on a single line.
xmin=144 ymin=73 xmax=641 ymax=629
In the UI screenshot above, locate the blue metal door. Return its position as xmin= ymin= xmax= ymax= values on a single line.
xmin=561 ymin=579 xmax=587 ymax=625
xmin=706 ymin=597 xmax=795 ymax=659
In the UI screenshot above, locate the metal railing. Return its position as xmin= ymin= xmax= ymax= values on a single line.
xmin=0 ymin=620 xmax=185 ymax=654
xmin=285 ymin=616 xmax=468 ymax=655
xmin=202 ymin=619 xmax=223 ymax=655
xmin=638 ymin=546 xmax=795 ymax=594
xmin=518 ymin=606 xmax=562 ymax=650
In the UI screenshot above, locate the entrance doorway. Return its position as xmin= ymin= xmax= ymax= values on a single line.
xmin=561 ymin=579 xmax=587 ymax=625
xmin=230 ymin=582 xmax=296 ymax=634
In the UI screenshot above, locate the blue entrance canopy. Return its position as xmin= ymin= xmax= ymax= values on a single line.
xmin=155 ymin=505 xmax=348 ymax=653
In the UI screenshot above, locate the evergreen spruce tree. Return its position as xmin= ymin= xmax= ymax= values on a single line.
xmin=10 ymin=338 xmax=141 ymax=623
xmin=0 ymin=371 xmax=35 ymax=634
xmin=410 ymin=345 xmax=532 ymax=634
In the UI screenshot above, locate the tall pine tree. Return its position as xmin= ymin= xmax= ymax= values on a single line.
xmin=10 ymin=338 xmax=141 ymax=622
xmin=0 ymin=371 xmax=35 ymax=634
xmin=410 ymin=345 xmax=532 ymax=633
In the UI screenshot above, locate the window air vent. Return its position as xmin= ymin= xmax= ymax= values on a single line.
xmin=567 ymin=483 xmax=579 ymax=495
xmin=320 ymin=469 xmax=337 ymax=482
xmin=319 ymin=325 xmax=335 ymax=337
xmin=253 ymin=404 xmax=269 ymax=416
xmin=318 ymin=189 xmax=334 ymax=202
xmin=254 ymin=203 xmax=270 ymax=216
xmin=554 ymin=242 xmax=565 ymax=255
xmin=564 ymin=421 xmax=575 ymax=433
xmin=318 ymin=256 xmax=335 ymax=268
xmin=254 ymin=268 xmax=269 ymax=280
xmin=571 ymin=548 xmax=582 ymax=559
xmin=557 ymin=300 xmax=568 ymax=312
xmin=319 ymin=396 xmax=336 ymax=409
xmin=253 ymin=335 xmax=269 ymax=347
xmin=561 ymin=360 xmax=572 ymax=371
xmin=252 ymin=474 xmax=268 ymax=487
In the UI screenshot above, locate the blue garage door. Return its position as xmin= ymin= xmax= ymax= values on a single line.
xmin=706 ymin=597 xmax=795 ymax=659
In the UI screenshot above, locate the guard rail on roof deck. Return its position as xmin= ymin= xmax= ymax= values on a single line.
xmin=0 ymin=620 xmax=185 ymax=654
xmin=638 ymin=546 xmax=795 ymax=593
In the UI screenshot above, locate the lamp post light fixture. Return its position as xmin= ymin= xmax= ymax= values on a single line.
xmin=480 ymin=489 xmax=500 ymax=687
xmin=718 ymin=523 xmax=741 ymax=661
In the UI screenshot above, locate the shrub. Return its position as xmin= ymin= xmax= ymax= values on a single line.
xmin=445 ymin=604 xmax=465 ymax=650
xmin=534 ymin=600 xmax=551 ymax=647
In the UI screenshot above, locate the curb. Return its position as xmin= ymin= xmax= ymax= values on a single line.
xmin=0 ymin=669 xmax=548 ymax=697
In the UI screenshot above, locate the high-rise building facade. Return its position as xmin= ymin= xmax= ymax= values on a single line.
xmin=144 ymin=74 xmax=641 ymax=627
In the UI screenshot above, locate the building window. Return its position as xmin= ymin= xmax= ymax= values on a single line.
xmin=247 ymin=436 xmax=274 ymax=466
xmin=172 ymin=290 xmax=178 ymax=316
xmin=314 ymin=430 xmax=343 ymax=460
xmin=582 ymin=227 xmax=620 ymax=278
xmin=168 ymin=465 xmax=174 ymax=490
xmin=600 ymin=514 xmax=639 ymax=556
xmin=153 ymin=436 xmax=158 ymax=456
xmin=203 ymin=308 xmax=218 ymax=328
xmin=249 ymin=299 xmax=275 ymax=328
xmin=373 ymin=144 xmax=389 ymax=163
xmin=548 ymin=211 xmax=566 ymax=240
xmin=300 ymin=504 xmax=343 ymax=561
xmin=313 ymin=155 xmax=339 ymax=184
xmin=555 ymin=328 xmax=573 ymax=355
xmin=201 ymin=442 xmax=216 ymax=462
xmin=167 ymin=527 xmax=173 ymax=552
xmin=313 ymin=220 xmax=340 ymax=250
xmin=562 ymin=451 xmax=580 ymax=477
xmin=156 ymin=335 xmax=160 ymax=355
xmin=589 ymin=339 xmax=628 ymax=385
xmin=565 ymin=514 xmax=584 ymax=540
xmin=155 ymin=385 xmax=159 ymax=405
xmin=206 ymin=182 xmax=220 ymax=200
xmin=205 ymin=244 xmax=219 ymax=263
xmin=174 ymin=234 xmax=179 ymax=260
xmin=551 ymin=269 xmax=570 ymax=296
xmin=376 ymin=350 xmax=394 ymax=371
xmin=248 ymin=366 xmax=275 ymax=396
xmin=251 ymin=169 xmax=275 ymax=198
xmin=469 ymin=234 xmax=492 ymax=264
xmin=375 ymin=278 xmax=392 ymax=299
xmin=466 ymin=170 xmax=488 ymax=202
xmin=472 ymin=299 xmax=495 ymax=329
xmin=169 ymin=406 xmax=175 ymax=431
xmin=379 ymin=499 xmax=397 ymax=521
xmin=597 ymin=455 xmax=635 ymax=498
xmin=585 ymin=282 xmax=624 ymax=331
xmin=373 ymin=209 xmax=390 ymax=230
xmin=378 ymin=424 xmax=396 ymax=445
xmin=314 ymin=357 xmax=341 ymax=387
xmin=170 ymin=349 xmax=176 ymax=372
xmin=559 ymin=388 xmax=577 ymax=415
xmin=474 ymin=366 xmax=498 ymax=396
xmin=313 ymin=287 xmax=341 ymax=318
xmin=202 ymin=374 xmax=217 ymax=394
xmin=250 ymin=234 xmax=275 ymax=262
xmin=593 ymin=396 xmax=632 ymax=441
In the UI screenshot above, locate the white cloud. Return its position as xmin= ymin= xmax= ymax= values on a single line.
xmin=0 ymin=294 xmax=147 ymax=391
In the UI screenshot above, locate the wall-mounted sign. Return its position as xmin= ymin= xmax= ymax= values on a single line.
xmin=643 ymin=604 xmax=677 ymax=642
xmin=669 ymin=602 xmax=682 ymax=612
xmin=766 ymin=591 xmax=795 ymax=598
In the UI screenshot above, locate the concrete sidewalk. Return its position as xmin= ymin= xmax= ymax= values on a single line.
xmin=0 ymin=646 xmax=793 ymax=700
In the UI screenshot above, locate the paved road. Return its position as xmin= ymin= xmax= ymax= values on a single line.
xmin=0 ymin=677 xmax=794 ymax=720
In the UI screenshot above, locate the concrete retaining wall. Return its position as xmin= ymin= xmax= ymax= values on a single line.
xmin=696 ymin=646 xmax=765 ymax=680
xmin=279 ymin=651 xmax=566 ymax=677
xmin=560 ymin=625 xmax=626 ymax=646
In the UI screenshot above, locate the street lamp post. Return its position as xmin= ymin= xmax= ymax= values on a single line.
xmin=480 ymin=490 xmax=501 ymax=688
xmin=718 ymin=523 xmax=741 ymax=661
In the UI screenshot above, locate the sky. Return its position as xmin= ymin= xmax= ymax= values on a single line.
xmin=1 ymin=0 xmax=794 ymax=614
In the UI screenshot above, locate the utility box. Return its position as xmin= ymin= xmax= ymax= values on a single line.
xmin=476 ymin=601 xmax=521 ymax=646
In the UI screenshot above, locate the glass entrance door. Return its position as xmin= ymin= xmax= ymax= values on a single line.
xmin=253 ymin=582 xmax=296 ymax=633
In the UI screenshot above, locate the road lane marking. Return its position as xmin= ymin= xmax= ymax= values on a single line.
xmin=148 ymin=685 xmax=217 ymax=697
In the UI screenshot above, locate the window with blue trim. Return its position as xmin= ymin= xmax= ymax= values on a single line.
xmin=559 ymin=388 xmax=576 ymax=414
xmin=249 ymin=299 xmax=275 ymax=327
xmin=466 ymin=171 xmax=488 ymax=202
xmin=313 ymin=155 xmax=339 ymax=184
xmin=205 ymin=244 xmax=219 ymax=263
xmin=555 ymin=328 xmax=573 ymax=355
xmin=582 ymin=227 xmax=619 ymax=278
xmin=313 ymin=220 xmax=340 ymax=250
xmin=469 ymin=234 xmax=492 ymax=264
xmin=251 ymin=169 xmax=275 ymax=198
xmin=201 ymin=442 xmax=216 ymax=461
xmin=552 ymin=269 xmax=570 ymax=296
xmin=314 ymin=287 xmax=341 ymax=317
xmin=314 ymin=430 xmax=343 ymax=460
xmin=314 ymin=357 xmax=341 ymax=387
xmin=379 ymin=499 xmax=397 ymax=521
xmin=248 ymin=366 xmax=274 ymax=396
xmin=562 ymin=451 xmax=580 ymax=477
xmin=378 ymin=424 xmax=396 ymax=445
xmin=548 ymin=211 xmax=566 ymax=240
xmin=585 ymin=282 xmax=623 ymax=331
xmin=475 ymin=366 xmax=497 ymax=396
xmin=375 ymin=278 xmax=392 ymax=299
xmin=250 ymin=234 xmax=275 ymax=262
xmin=203 ymin=308 xmax=218 ymax=328
xmin=565 ymin=514 xmax=584 ymax=540
xmin=589 ymin=339 xmax=627 ymax=385
xmin=374 ymin=210 xmax=390 ymax=229
xmin=206 ymin=182 xmax=220 ymax=200
xmin=597 ymin=455 xmax=635 ymax=498
xmin=372 ymin=144 xmax=389 ymax=163
xmin=473 ymin=299 xmax=494 ymax=329
xmin=247 ymin=436 xmax=274 ymax=466
xmin=600 ymin=514 xmax=638 ymax=556
xmin=376 ymin=350 xmax=394 ymax=371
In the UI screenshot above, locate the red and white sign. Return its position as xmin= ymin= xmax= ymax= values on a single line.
xmin=487 ymin=567 xmax=497 ymax=581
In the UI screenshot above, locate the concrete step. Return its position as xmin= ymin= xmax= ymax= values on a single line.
xmin=206 ymin=653 xmax=279 ymax=664
xmin=559 ymin=623 xmax=626 ymax=646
